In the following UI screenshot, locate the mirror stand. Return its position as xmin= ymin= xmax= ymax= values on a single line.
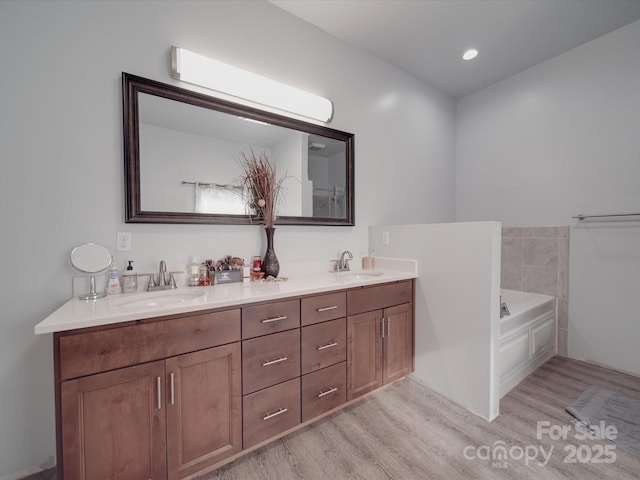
xmin=69 ymin=243 xmax=113 ymax=300
xmin=79 ymin=275 xmax=106 ymax=301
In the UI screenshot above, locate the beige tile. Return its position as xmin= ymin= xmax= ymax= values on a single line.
xmin=557 ymin=298 xmax=568 ymax=330
xmin=523 ymin=265 xmax=558 ymax=296
xmin=502 ymin=227 xmax=523 ymax=238
xmin=523 ymin=238 xmax=558 ymax=267
xmin=558 ymin=237 xmax=570 ymax=267
xmin=558 ymin=226 xmax=570 ymax=238
xmin=501 ymin=237 xmax=523 ymax=264
xmin=531 ymin=226 xmax=560 ymax=238
xmin=557 ymin=328 xmax=568 ymax=356
xmin=558 ymin=267 xmax=569 ymax=299
xmin=501 ymin=263 xmax=523 ymax=290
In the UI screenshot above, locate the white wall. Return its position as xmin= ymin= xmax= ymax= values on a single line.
xmin=456 ymin=21 xmax=640 ymax=375
xmin=272 ymin=132 xmax=305 ymax=216
xmin=140 ymin=124 xmax=259 ymax=212
xmin=370 ymin=222 xmax=502 ymax=421
xmin=0 ymin=1 xmax=455 ymax=476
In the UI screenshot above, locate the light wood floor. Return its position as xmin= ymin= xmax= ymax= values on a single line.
xmin=199 ymin=357 xmax=640 ymax=480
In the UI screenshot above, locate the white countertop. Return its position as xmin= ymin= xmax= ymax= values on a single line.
xmin=35 ymin=260 xmax=417 ymax=334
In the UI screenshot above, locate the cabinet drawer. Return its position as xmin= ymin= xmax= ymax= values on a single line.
xmin=301 ymin=362 xmax=346 ymax=422
xmin=243 ymin=378 xmax=301 ymax=449
xmin=347 ymin=280 xmax=412 ymax=315
xmin=242 ymin=299 xmax=300 ymax=339
xmin=242 ymin=329 xmax=301 ymax=394
xmin=301 ymin=292 xmax=346 ymax=326
xmin=59 ymin=309 xmax=241 ymax=380
xmin=301 ymin=318 xmax=346 ymax=374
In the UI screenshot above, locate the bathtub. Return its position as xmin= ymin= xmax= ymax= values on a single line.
xmin=499 ymin=289 xmax=556 ymax=397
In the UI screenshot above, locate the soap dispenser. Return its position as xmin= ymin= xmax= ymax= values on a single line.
xmin=122 ymin=261 xmax=138 ymax=293
xmin=106 ymin=266 xmax=122 ymax=295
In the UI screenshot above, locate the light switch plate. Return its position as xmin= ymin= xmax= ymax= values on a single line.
xmin=382 ymin=231 xmax=390 ymax=245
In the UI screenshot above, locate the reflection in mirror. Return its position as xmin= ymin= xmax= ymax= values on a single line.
xmin=124 ymin=73 xmax=354 ymax=225
xmin=70 ymin=243 xmax=113 ymax=300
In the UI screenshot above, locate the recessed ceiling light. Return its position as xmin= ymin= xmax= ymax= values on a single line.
xmin=463 ymin=49 xmax=479 ymax=61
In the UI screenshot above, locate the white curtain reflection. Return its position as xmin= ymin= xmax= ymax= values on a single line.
xmin=195 ymin=183 xmax=246 ymax=214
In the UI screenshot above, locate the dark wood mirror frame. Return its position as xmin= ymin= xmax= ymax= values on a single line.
xmin=123 ymin=73 xmax=355 ymax=226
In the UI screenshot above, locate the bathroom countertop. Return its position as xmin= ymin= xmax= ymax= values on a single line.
xmin=35 ymin=261 xmax=417 ymax=334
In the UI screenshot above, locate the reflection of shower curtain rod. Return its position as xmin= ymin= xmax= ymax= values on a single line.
xmin=182 ymin=180 xmax=243 ymax=190
xmin=572 ymin=212 xmax=640 ymax=220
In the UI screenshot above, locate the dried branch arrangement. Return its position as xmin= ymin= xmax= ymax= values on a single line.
xmin=238 ymin=150 xmax=285 ymax=228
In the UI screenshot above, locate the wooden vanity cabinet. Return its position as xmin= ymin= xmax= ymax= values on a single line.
xmin=54 ymin=280 xmax=414 ymax=479
xmin=60 ymin=360 xmax=168 ymax=480
xmin=56 ymin=309 xmax=242 ymax=480
xmin=166 ymin=343 xmax=241 ymax=479
xmin=346 ymin=280 xmax=414 ymax=400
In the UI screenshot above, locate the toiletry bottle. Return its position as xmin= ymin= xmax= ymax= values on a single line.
xmin=122 ymin=260 xmax=138 ymax=293
xmin=198 ymin=263 xmax=210 ymax=286
xmin=188 ymin=256 xmax=199 ymax=287
xmin=106 ymin=266 xmax=122 ymax=295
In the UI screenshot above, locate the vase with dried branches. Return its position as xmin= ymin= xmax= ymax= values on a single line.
xmin=238 ymin=150 xmax=285 ymax=278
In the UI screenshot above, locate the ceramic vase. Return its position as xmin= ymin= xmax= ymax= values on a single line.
xmin=262 ymin=227 xmax=280 ymax=278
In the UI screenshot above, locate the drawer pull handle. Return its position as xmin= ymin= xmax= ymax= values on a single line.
xmin=262 ymin=356 xmax=288 ymax=367
xmin=263 ymin=407 xmax=288 ymax=420
xmin=156 ymin=376 xmax=162 ymax=410
xmin=317 ymin=342 xmax=338 ymax=351
xmin=318 ymin=387 xmax=338 ymax=398
xmin=317 ymin=305 xmax=338 ymax=312
xmin=261 ymin=315 xmax=288 ymax=324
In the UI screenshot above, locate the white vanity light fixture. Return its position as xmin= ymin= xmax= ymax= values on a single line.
xmin=462 ymin=48 xmax=479 ymax=60
xmin=171 ymin=46 xmax=334 ymax=123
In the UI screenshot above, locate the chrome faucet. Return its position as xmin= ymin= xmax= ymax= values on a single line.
xmin=145 ymin=260 xmax=179 ymax=291
xmin=500 ymin=297 xmax=510 ymax=318
xmin=158 ymin=260 xmax=168 ymax=286
xmin=334 ymin=250 xmax=353 ymax=272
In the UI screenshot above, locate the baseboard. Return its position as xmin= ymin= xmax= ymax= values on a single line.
xmin=0 ymin=466 xmax=55 ymax=480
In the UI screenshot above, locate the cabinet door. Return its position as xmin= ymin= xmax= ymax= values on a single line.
xmin=347 ymin=310 xmax=382 ymax=400
xmin=166 ymin=343 xmax=241 ymax=480
xmin=60 ymin=361 xmax=167 ymax=480
xmin=383 ymin=303 xmax=413 ymax=384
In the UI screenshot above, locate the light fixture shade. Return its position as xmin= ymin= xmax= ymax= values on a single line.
xmin=171 ymin=46 xmax=333 ymax=123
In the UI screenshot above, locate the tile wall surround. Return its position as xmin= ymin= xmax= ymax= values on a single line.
xmin=501 ymin=226 xmax=569 ymax=356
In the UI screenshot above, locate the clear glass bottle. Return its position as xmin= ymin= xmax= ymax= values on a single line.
xmin=188 ymin=256 xmax=199 ymax=287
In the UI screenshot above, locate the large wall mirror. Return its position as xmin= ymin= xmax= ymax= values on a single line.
xmin=123 ymin=73 xmax=354 ymax=225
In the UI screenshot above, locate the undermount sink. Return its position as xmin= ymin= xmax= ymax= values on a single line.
xmin=335 ymin=271 xmax=384 ymax=281
xmin=114 ymin=290 xmax=206 ymax=309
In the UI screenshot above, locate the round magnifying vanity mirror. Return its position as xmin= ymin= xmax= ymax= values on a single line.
xmin=70 ymin=243 xmax=113 ymax=300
